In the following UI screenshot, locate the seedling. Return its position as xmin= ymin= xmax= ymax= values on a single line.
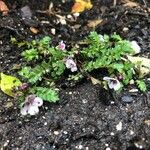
xmin=10 ymin=31 xmax=147 ymax=115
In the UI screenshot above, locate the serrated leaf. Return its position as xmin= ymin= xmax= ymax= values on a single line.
xmin=0 ymin=73 xmax=22 ymax=97
xmin=136 ymin=80 xmax=147 ymax=92
xmin=112 ymin=63 xmax=124 ymax=72
xmin=34 ymin=87 xmax=59 ymax=102
xmin=21 ymin=48 xmax=38 ymax=61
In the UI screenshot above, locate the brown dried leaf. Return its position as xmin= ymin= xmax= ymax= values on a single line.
xmin=0 ymin=0 xmax=9 ymax=15
xmin=87 ymin=19 xmax=103 ymax=28
xmin=123 ymin=0 xmax=139 ymax=7
xmin=30 ymin=27 xmax=39 ymax=34
xmin=90 ymin=76 xmax=101 ymax=85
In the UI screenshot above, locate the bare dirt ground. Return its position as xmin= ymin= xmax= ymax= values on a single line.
xmin=0 ymin=0 xmax=150 ymax=149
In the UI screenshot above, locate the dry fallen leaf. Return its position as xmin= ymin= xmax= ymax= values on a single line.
xmin=0 ymin=73 xmax=22 ymax=97
xmin=30 ymin=27 xmax=39 ymax=34
xmin=127 ymin=56 xmax=150 ymax=78
xmin=0 ymin=0 xmax=9 ymax=15
xmin=11 ymin=64 xmax=22 ymax=70
xmin=90 ymin=76 xmax=101 ymax=85
xmin=71 ymin=0 xmax=93 ymax=13
xmin=144 ymin=120 xmax=150 ymax=126
xmin=87 ymin=19 xmax=104 ymax=28
xmin=122 ymin=0 xmax=140 ymax=7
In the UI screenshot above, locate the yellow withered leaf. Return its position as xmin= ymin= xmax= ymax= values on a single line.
xmin=90 ymin=76 xmax=101 ymax=85
xmin=87 ymin=19 xmax=104 ymax=28
xmin=71 ymin=0 xmax=93 ymax=13
xmin=127 ymin=56 xmax=150 ymax=78
xmin=0 ymin=73 xmax=22 ymax=97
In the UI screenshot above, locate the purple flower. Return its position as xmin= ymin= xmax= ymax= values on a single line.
xmin=103 ymin=77 xmax=121 ymax=91
xmin=58 ymin=41 xmax=66 ymax=50
xmin=20 ymin=95 xmax=43 ymax=116
xmin=18 ymin=83 xmax=29 ymax=91
xmin=117 ymin=74 xmax=123 ymax=81
xmin=65 ymin=58 xmax=77 ymax=72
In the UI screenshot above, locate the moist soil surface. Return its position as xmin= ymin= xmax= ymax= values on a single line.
xmin=0 ymin=0 xmax=150 ymax=150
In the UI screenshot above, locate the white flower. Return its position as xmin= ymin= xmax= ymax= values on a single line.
xmin=131 ymin=41 xmax=141 ymax=54
xmin=21 ymin=104 xmax=39 ymax=116
xmin=65 ymin=58 xmax=77 ymax=72
xmin=33 ymin=97 xmax=43 ymax=106
xmin=20 ymin=95 xmax=43 ymax=116
xmin=103 ymin=77 xmax=121 ymax=91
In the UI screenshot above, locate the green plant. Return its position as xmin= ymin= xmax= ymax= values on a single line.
xmin=16 ymin=36 xmax=68 ymax=102
xmin=31 ymin=87 xmax=59 ymax=102
xmin=81 ymin=32 xmax=135 ymax=85
xmin=12 ymin=31 xmax=147 ymax=104
xmin=136 ymin=80 xmax=147 ymax=92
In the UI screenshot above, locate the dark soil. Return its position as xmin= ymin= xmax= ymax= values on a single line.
xmin=0 ymin=0 xmax=150 ymax=150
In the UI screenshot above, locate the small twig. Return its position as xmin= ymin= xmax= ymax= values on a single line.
xmin=42 ymin=77 xmax=52 ymax=82
xmin=126 ymin=11 xmax=148 ymax=17
xmin=142 ymin=0 xmax=147 ymax=6
xmin=113 ymin=0 xmax=117 ymax=7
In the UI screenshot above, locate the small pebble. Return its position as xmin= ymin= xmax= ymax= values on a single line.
xmin=67 ymin=14 xmax=72 ymax=19
xmin=110 ymin=132 xmax=114 ymax=136
xmin=54 ymin=131 xmax=59 ymax=135
xmin=51 ymin=28 xmax=56 ymax=35
xmin=130 ymin=130 xmax=134 ymax=135
xmin=123 ymin=27 xmax=129 ymax=32
xmin=41 ymin=21 xmax=50 ymax=24
xmin=134 ymin=143 xmax=143 ymax=149
xmin=116 ymin=121 xmax=122 ymax=131
xmin=110 ymin=101 xmax=115 ymax=104
xmin=69 ymin=91 xmax=72 ymax=95
xmin=82 ymin=99 xmax=87 ymax=104
xmin=18 ymin=137 xmax=22 ymax=140
xmin=3 ymin=140 xmax=9 ymax=147
xmin=129 ymin=89 xmax=138 ymax=92
xmin=76 ymin=145 xmax=83 ymax=149
xmin=106 ymin=147 xmax=111 ymax=150
xmin=44 ymin=122 xmax=47 ymax=125
xmin=73 ymin=13 xmax=80 ymax=17
xmin=59 ymin=19 xmax=66 ymax=25
xmin=121 ymin=95 xmax=133 ymax=103
xmin=63 ymin=131 xmax=68 ymax=134
xmin=42 ymin=116 xmax=46 ymax=119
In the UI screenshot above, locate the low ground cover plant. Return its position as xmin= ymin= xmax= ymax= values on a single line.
xmin=1 ymin=31 xmax=148 ymax=115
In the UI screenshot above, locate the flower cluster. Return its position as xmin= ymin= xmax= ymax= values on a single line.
xmin=20 ymin=95 xmax=43 ymax=116
xmin=65 ymin=57 xmax=77 ymax=72
xmin=58 ymin=40 xmax=66 ymax=51
xmin=57 ymin=41 xmax=78 ymax=72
